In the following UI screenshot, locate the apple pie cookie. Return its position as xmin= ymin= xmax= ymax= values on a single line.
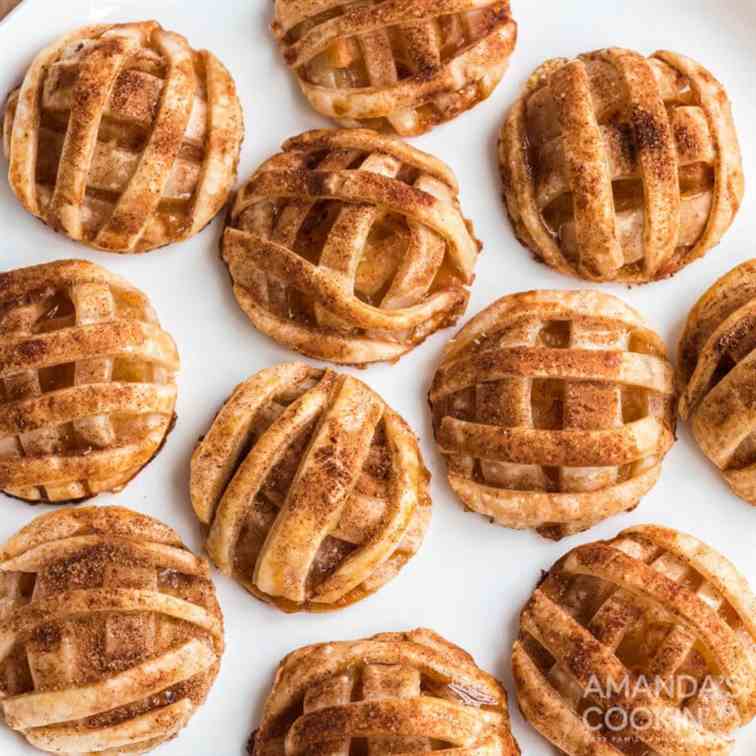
xmin=271 ymin=1 xmax=517 ymax=136
xmin=513 ymin=525 xmax=756 ymax=754
xmin=499 ymin=48 xmax=743 ymax=283
xmin=0 ymin=259 xmax=179 ymax=503
xmin=678 ymin=259 xmax=756 ymax=505
xmin=250 ymin=628 xmax=521 ymax=756
xmin=222 ymin=129 xmax=480 ymax=365
xmin=429 ymin=290 xmax=675 ymax=540
xmin=191 ymin=363 xmax=430 ymax=612
xmin=0 ymin=506 xmax=223 ymax=754
xmin=3 ymin=20 xmax=243 ymax=253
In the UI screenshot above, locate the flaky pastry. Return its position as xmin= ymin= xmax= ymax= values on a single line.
xmin=222 ymin=128 xmax=480 ymax=365
xmin=513 ymin=525 xmax=756 ymax=755
xmin=191 ymin=363 xmax=430 ymax=612
xmin=250 ymin=628 xmax=520 ymax=756
xmin=499 ymin=48 xmax=743 ymax=283
xmin=0 ymin=506 xmax=223 ymax=754
xmin=429 ymin=290 xmax=675 ymax=540
xmin=678 ymin=259 xmax=756 ymax=505
xmin=0 ymin=259 xmax=179 ymax=503
xmin=271 ymin=1 xmax=517 ymax=136
xmin=3 ymin=21 xmax=243 ymax=253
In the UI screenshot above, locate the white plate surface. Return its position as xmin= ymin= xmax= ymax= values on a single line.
xmin=0 ymin=0 xmax=755 ymax=753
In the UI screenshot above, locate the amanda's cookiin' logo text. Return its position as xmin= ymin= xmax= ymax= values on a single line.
xmin=581 ymin=674 xmax=737 ymax=733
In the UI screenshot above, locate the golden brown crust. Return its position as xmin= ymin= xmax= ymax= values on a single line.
xmin=677 ymin=259 xmax=756 ymax=505
xmin=429 ymin=290 xmax=676 ymax=540
xmin=253 ymin=628 xmax=520 ymax=756
xmin=498 ymin=48 xmax=743 ymax=283
xmin=0 ymin=259 xmax=179 ymax=503
xmin=222 ymin=128 xmax=480 ymax=366
xmin=190 ymin=362 xmax=431 ymax=612
xmin=2 ymin=20 xmax=243 ymax=253
xmin=0 ymin=506 xmax=223 ymax=755
xmin=272 ymin=1 xmax=517 ymax=136
xmin=513 ymin=525 xmax=756 ymax=755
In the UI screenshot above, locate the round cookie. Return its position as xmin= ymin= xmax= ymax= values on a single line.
xmin=272 ymin=1 xmax=517 ymax=136
xmin=513 ymin=525 xmax=756 ymax=754
xmin=222 ymin=128 xmax=480 ymax=365
xmin=3 ymin=20 xmax=243 ymax=253
xmin=251 ymin=628 xmax=520 ymax=756
xmin=499 ymin=48 xmax=743 ymax=282
xmin=429 ymin=289 xmax=675 ymax=540
xmin=678 ymin=258 xmax=756 ymax=504
xmin=0 ymin=506 xmax=223 ymax=754
xmin=0 ymin=259 xmax=179 ymax=503
xmin=190 ymin=362 xmax=431 ymax=612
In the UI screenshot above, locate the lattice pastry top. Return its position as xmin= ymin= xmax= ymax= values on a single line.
xmin=250 ymin=628 xmax=521 ymax=756
xmin=678 ymin=259 xmax=756 ymax=506
xmin=271 ymin=1 xmax=517 ymax=136
xmin=499 ymin=48 xmax=743 ymax=283
xmin=0 ymin=259 xmax=179 ymax=503
xmin=191 ymin=362 xmax=430 ymax=612
xmin=222 ymin=129 xmax=480 ymax=365
xmin=513 ymin=525 xmax=756 ymax=755
xmin=429 ymin=290 xmax=676 ymax=540
xmin=0 ymin=506 xmax=223 ymax=755
xmin=3 ymin=20 xmax=243 ymax=253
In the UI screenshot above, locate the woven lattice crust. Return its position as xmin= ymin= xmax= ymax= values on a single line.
xmin=429 ymin=290 xmax=675 ymax=540
xmin=0 ymin=506 xmax=223 ymax=755
xmin=513 ymin=525 xmax=756 ymax=755
xmin=678 ymin=259 xmax=756 ymax=505
xmin=191 ymin=363 xmax=430 ymax=613
xmin=272 ymin=1 xmax=517 ymax=136
xmin=499 ymin=48 xmax=743 ymax=283
xmin=222 ymin=128 xmax=480 ymax=365
xmin=3 ymin=20 xmax=243 ymax=253
xmin=0 ymin=259 xmax=179 ymax=503
xmin=251 ymin=628 xmax=520 ymax=756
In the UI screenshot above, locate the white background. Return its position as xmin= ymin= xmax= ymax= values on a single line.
xmin=0 ymin=0 xmax=754 ymax=753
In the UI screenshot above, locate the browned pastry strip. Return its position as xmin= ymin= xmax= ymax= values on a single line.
xmin=513 ymin=525 xmax=756 ymax=754
xmin=222 ymin=129 xmax=480 ymax=366
xmin=0 ymin=259 xmax=178 ymax=503
xmin=191 ymin=362 xmax=431 ymax=612
xmin=252 ymin=628 xmax=520 ymax=756
xmin=499 ymin=48 xmax=743 ymax=283
xmin=3 ymin=20 xmax=243 ymax=253
xmin=429 ymin=290 xmax=676 ymax=540
xmin=0 ymin=506 xmax=223 ymax=754
xmin=272 ymin=0 xmax=517 ymax=136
